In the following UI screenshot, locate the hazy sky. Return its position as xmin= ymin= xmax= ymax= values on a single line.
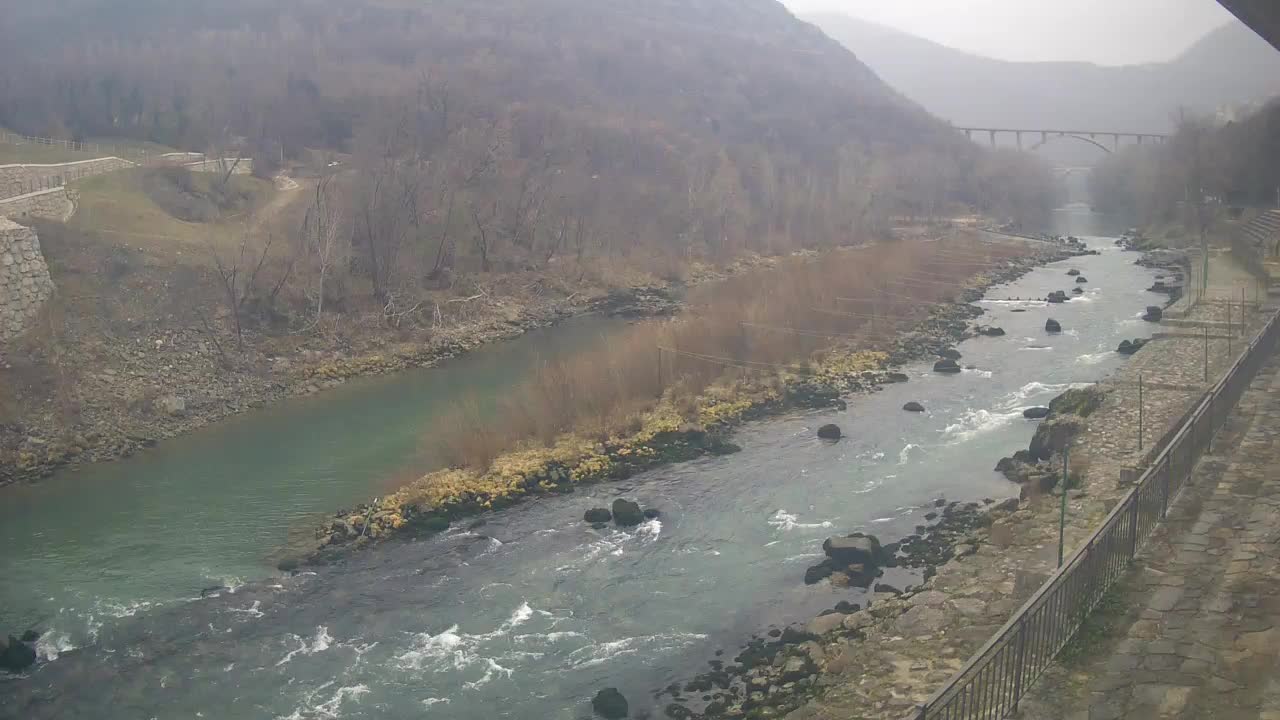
xmin=780 ymin=0 xmax=1238 ymax=66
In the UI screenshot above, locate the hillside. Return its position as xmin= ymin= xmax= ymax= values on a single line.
xmin=0 ymin=0 xmax=1054 ymax=266
xmin=0 ymin=0 xmax=1061 ymax=487
xmin=808 ymin=14 xmax=1280 ymax=135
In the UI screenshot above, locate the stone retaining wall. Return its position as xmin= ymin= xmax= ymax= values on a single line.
xmin=184 ymin=157 xmax=253 ymax=175
xmin=0 ymin=157 xmax=134 ymax=200
xmin=0 ymin=218 xmax=54 ymax=342
xmin=0 ymin=187 xmax=74 ymax=221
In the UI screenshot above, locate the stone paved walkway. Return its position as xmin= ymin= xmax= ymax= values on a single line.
xmin=1018 ymin=352 xmax=1280 ymax=720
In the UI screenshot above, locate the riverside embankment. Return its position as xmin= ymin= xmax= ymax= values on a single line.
xmin=1 ymin=209 xmax=1182 ymax=720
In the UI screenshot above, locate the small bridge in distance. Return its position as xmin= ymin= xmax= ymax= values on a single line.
xmin=956 ymin=127 xmax=1171 ymax=153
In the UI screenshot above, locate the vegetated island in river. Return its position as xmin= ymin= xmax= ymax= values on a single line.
xmin=309 ymin=230 xmax=1090 ymax=562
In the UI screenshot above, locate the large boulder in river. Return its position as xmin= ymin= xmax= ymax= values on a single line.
xmin=933 ymin=358 xmax=962 ymax=374
xmin=822 ymin=534 xmax=888 ymax=567
xmin=977 ymin=326 xmax=1006 ymax=337
xmin=1047 ymin=291 xmax=1067 ymax=304
xmin=0 ymin=635 xmax=36 ymax=674
xmin=1023 ymin=407 xmax=1051 ymax=420
xmin=1076 ymin=276 xmax=1088 ymax=284
xmin=1028 ymin=417 xmax=1083 ymax=462
xmin=1067 ymin=269 xmax=1081 ymax=276
xmin=1045 ymin=319 xmax=1062 ymax=333
xmin=592 ymin=688 xmax=629 ymax=719
xmin=903 ymin=401 xmax=926 ymax=413
xmin=611 ymin=499 xmax=644 ymax=527
xmin=1048 ymin=386 xmax=1105 ymax=417
xmin=584 ymin=508 xmax=613 ymax=524
xmin=937 ymin=348 xmax=962 ymax=361
xmin=1143 ymin=305 xmax=1163 ymax=322
xmin=817 ymin=424 xmax=842 ymax=440
xmin=1072 ymin=287 xmax=1085 ymax=295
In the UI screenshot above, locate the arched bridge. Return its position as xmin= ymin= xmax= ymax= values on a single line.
xmin=955 ymin=127 xmax=1171 ymax=153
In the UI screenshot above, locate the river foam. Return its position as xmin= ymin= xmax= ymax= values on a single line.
xmin=943 ymin=408 xmax=1026 ymax=444
xmin=276 ymin=626 xmax=334 ymax=666
xmin=768 ymin=509 xmax=834 ymax=532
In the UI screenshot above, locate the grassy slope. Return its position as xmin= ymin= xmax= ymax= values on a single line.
xmin=67 ymin=168 xmax=276 ymax=261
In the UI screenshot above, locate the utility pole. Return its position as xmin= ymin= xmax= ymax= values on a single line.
xmin=1138 ymin=374 xmax=1144 ymax=453
xmin=1058 ymin=445 xmax=1070 ymax=569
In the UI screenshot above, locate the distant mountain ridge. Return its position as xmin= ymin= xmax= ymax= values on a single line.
xmin=807 ymin=14 xmax=1280 ymax=134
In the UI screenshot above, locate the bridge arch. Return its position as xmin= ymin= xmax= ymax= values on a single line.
xmin=1029 ymin=134 xmax=1113 ymax=154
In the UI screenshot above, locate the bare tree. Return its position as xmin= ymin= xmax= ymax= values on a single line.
xmin=470 ymin=199 xmax=497 ymax=272
xmin=205 ymin=228 xmax=273 ymax=349
xmin=302 ymin=175 xmax=348 ymax=321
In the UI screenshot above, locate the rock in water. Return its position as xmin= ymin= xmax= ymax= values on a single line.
xmin=1067 ymin=269 xmax=1081 ymax=276
xmin=592 ymin=688 xmax=629 ymax=719
xmin=19 ymin=630 xmax=40 ymax=644
xmin=1072 ymin=287 xmax=1085 ymax=295
xmin=1076 ymin=276 xmax=1088 ymax=284
xmin=822 ymin=535 xmax=887 ymax=566
xmin=937 ymin=348 xmax=962 ymax=361
xmin=1028 ymin=417 xmax=1084 ymax=462
xmin=643 ymin=508 xmax=662 ymax=520
xmin=1045 ymin=319 xmax=1062 ymax=333
xmin=903 ymin=401 xmax=926 ymax=413
xmin=0 ymin=635 xmax=36 ymax=673
xmin=1048 ymin=387 xmax=1105 ymax=417
xmin=1117 ymin=338 xmax=1149 ymax=355
xmin=1047 ymin=291 xmax=1067 ymax=304
xmin=611 ymin=499 xmax=644 ymax=527
xmin=584 ymin=508 xmax=613 ymax=524
xmin=933 ymin=358 xmax=961 ymax=374
xmin=1143 ymin=305 xmax=1163 ymax=322
xmin=1023 ymin=407 xmax=1051 ymax=419
xmin=817 ymin=424 xmax=842 ymax=440
xmin=803 ymin=563 xmax=834 ymax=585
xmin=977 ymin=326 xmax=1006 ymax=337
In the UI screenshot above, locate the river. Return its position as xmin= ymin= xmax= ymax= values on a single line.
xmin=2 ymin=209 xmax=1152 ymax=720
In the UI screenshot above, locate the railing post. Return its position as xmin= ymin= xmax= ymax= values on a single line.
xmin=1128 ymin=495 xmax=1139 ymax=560
xmin=1161 ymin=454 xmax=1171 ymax=519
xmin=1012 ymin=622 xmax=1029 ymax=710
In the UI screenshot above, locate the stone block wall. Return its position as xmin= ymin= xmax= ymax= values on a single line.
xmin=0 ymin=218 xmax=54 ymax=342
xmin=0 ymin=157 xmax=134 ymax=199
xmin=184 ymin=157 xmax=254 ymax=175
xmin=0 ymin=186 xmax=74 ymax=221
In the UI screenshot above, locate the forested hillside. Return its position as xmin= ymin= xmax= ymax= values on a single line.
xmin=1 ymin=0 xmax=1053 ymax=285
xmin=1091 ymin=100 xmax=1280 ymax=223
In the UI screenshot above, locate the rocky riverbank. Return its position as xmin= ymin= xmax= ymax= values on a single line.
xmin=310 ymin=237 xmax=1086 ymax=560
xmin=0 ymin=244 xmax=849 ymax=490
xmin=636 ymin=250 xmax=1269 ymax=720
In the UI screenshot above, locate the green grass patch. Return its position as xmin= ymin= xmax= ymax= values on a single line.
xmin=0 ymin=143 xmax=99 ymax=165
xmin=68 ymin=168 xmax=275 ymax=256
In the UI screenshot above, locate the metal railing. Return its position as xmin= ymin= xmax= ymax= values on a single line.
xmin=910 ymin=303 xmax=1280 ymax=720
xmin=0 ymin=130 xmax=156 ymax=163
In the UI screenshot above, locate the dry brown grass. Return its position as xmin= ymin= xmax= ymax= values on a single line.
xmin=429 ymin=233 xmax=1032 ymax=469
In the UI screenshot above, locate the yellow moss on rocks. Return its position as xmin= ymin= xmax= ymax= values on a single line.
xmin=325 ymin=345 xmax=896 ymax=550
xmin=813 ymin=350 xmax=889 ymax=379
